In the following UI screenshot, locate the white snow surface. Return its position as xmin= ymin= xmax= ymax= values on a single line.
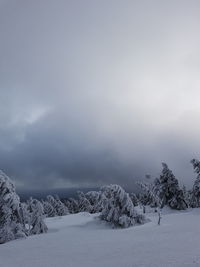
xmin=1 ymin=208 xmax=200 ymax=267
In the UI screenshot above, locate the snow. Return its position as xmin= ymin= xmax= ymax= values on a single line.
xmin=1 ymin=209 xmax=200 ymax=267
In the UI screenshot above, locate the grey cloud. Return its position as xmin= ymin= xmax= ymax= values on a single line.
xmin=0 ymin=0 xmax=200 ymax=190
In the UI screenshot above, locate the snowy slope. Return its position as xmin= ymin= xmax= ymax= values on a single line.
xmin=1 ymin=209 xmax=200 ymax=267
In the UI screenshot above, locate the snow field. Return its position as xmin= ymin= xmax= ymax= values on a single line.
xmin=1 ymin=209 xmax=200 ymax=267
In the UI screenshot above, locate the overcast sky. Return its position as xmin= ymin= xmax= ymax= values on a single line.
xmin=1 ymin=0 xmax=200 ymax=190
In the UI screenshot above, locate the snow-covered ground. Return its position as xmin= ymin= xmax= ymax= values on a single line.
xmin=1 ymin=209 xmax=200 ymax=267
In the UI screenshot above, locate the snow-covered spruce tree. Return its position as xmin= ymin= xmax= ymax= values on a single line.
xmin=187 ymin=190 xmax=194 ymax=208
xmin=19 ymin=202 xmax=31 ymax=232
xmin=46 ymin=195 xmax=69 ymax=216
xmin=27 ymin=198 xmax=48 ymax=235
xmin=0 ymin=170 xmax=27 ymax=244
xmin=130 ymin=193 xmax=139 ymax=207
xmin=46 ymin=195 xmax=57 ymax=215
xmin=169 ymin=189 xmax=188 ymax=210
xmin=99 ymin=184 xmax=147 ymax=228
xmin=137 ymin=178 xmax=165 ymax=224
xmin=42 ymin=200 xmax=56 ymax=217
xmin=137 ymin=181 xmax=160 ymax=213
xmin=137 ymin=174 xmax=159 ymax=211
xmin=190 ymin=159 xmax=200 ymax=207
xmin=182 ymin=185 xmax=190 ymax=207
xmin=137 ymin=181 xmax=157 ymax=208
xmin=54 ymin=195 xmax=69 ymax=216
xmin=155 ymin=163 xmax=187 ymax=210
xmin=64 ymin=198 xmax=79 ymax=214
xmin=77 ymin=191 xmax=92 ymax=213
xmin=85 ymin=191 xmax=104 ymax=213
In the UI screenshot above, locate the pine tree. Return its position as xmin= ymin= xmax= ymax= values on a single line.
xmin=42 ymin=200 xmax=56 ymax=217
xmin=77 ymin=191 xmax=92 ymax=213
xmin=100 ymin=184 xmax=147 ymax=228
xmin=137 ymin=181 xmax=158 ymax=208
xmin=19 ymin=202 xmax=31 ymax=233
xmin=46 ymin=195 xmax=69 ymax=216
xmin=0 ymin=170 xmax=27 ymax=243
xmin=182 ymin=185 xmax=189 ymax=207
xmin=64 ymin=198 xmax=79 ymax=214
xmin=130 ymin=193 xmax=139 ymax=207
xmin=85 ymin=191 xmax=104 ymax=213
xmin=27 ymin=198 xmax=48 ymax=235
xmin=190 ymin=159 xmax=200 ymax=207
xmin=156 ymin=163 xmax=187 ymax=210
xmin=54 ymin=195 xmax=69 ymax=216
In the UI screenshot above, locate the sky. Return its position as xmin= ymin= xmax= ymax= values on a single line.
xmin=1 ymin=0 xmax=200 ymax=191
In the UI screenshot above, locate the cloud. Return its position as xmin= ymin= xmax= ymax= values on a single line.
xmin=0 ymin=0 xmax=200 ymax=190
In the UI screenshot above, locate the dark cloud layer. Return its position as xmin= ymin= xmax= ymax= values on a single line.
xmin=1 ymin=0 xmax=200 ymax=190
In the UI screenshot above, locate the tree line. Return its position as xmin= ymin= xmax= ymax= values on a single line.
xmin=1 ymin=158 xmax=200 ymax=244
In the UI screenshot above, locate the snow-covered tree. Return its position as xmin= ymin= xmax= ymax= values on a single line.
xmin=187 ymin=190 xmax=193 ymax=208
xmin=137 ymin=174 xmax=160 ymax=211
xmin=169 ymin=189 xmax=188 ymax=210
xmin=137 ymin=181 xmax=158 ymax=208
xmin=100 ymin=184 xmax=147 ymax=228
xmin=137 ymin=178 xmax=164 ymax=224
xmin=46 ymin=195 xmax=69 ymax=216
xmin=190 ymin=159 xmax=200 ymax=207
xmin=130 ymin=193 xmax=139 ymax=207
xmin=182 ymin=185 xmax=189 ymax=206
xmin=155 ymin=163 xmax=187 ymax=210
xmin=0 ymin=170 xmax=27 ymax=243
xmin=19 ymin=202 xmax=31 ymax=233
xmin=85 ymin=191 xmax=104 ymax=213
xmin=42 ymin=200 xmax=56 ymax=217
xmin=27 ymin=198 xmax=48 ymax=235
xmin=77 ymin=191 xmax=92 ymax=213
xmin=64 ymin=198 xmax=79 ymax=214
xmin=54 ymin=195 xmax=69 ymax=216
